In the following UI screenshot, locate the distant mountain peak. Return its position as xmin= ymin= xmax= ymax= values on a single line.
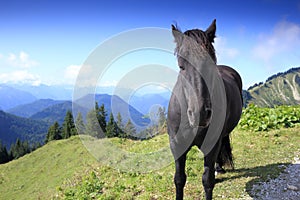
xmin=0 ymin=84 xmax=37 ymax=110
xmin=245 ymin=66 xmax=300 ymax=107
xmin=265 ymin=67 xmax=300 ymax=83
xmin=7 ymin=99 xmax=65 ymax=118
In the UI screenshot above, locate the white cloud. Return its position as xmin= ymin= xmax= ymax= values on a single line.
xmin=215 ymin=37 xmax=239 ymax=62
xmin=0 ymin=70 xmax=41 ymax=85
xmin=252 ymin=20 xmax=300 ymax=64
xmin=6 ymin=51 xmax=38 ymax=68
xmin=64 ymin=65 xmax=81 ymax=85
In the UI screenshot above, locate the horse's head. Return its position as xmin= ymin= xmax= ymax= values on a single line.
xmin=172 ymin=19 xmax=217 ymax=128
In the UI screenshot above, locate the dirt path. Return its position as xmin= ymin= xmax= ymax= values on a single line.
xmin=251 ymin=154 xmax=300 ymax=200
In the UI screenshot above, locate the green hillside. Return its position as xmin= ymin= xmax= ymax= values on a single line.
xmin=0 ymin=110 xmax=48 ymax=147
xmin=0 ymin=125 xmax=299 ymax=199
xmin=247 ymin=67 xmax=300 ymax=107
xmin=0 ymin=136 xmax=97 ymax=200
xmin=30 ymin=101 xmax=74 ymax=125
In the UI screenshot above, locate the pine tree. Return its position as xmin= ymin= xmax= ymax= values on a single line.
xmin=125 ymin=119 xmax=136 ymax=138
xmin=10 ymin=139 xmax=27 ymax=159
xmin=8 ymin=139 xmax=33 ymax=160
xmin=12 ymin=139 xmax=23 ymax=159
xmin=45 ymin=121 xmax=62 ymax=143
xmin=116 ymin=112 xmax=125 ymax=137
xmin=95 ymin=101 xmax=100 ymax=123
xmin=0 ymin=140 xmax=9 ymax=164
xmin=22 ymin=140 xmax=31 ymax=154
xmin=97 ymin=103 xmax=107 ymax=133
xmin=75 ymin=112 xmax=85 ymax=135
xmin=62 ymin=110 xmax=77 ymax=139
xmin=9 ymin=143 xmax=15 ymax=160
xmin=143 ymin=123 xmax=161 ymax=139
xmin=31 ymin=142 xmax=42 ymax=152
xmin=158 ymin=107 xmax=167 ymax=128
xmin=106 ymin=113 xmax=118 ymax=138
xmin=86 ymin=109 xmax=104 ymax=138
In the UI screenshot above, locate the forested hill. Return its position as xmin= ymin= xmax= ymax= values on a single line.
xmin=29 ymin=101 xmax=75 ymax=125
xmin=75 ymin=94 xmax=150 ymax=127
xmin=244 ymin=67 xmax=300 ymax=107
xmin=7 ymin=99 xmax=64 ymax=118
xmin=0 ymin=110 xmax=48 ymax=147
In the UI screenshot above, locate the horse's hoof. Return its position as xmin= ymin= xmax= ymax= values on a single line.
xmin=215 ymin=166 xmax=226 ymax=175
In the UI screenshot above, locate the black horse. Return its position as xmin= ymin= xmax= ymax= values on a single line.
xmin=167 ymin=19 xmax=243 ymax=200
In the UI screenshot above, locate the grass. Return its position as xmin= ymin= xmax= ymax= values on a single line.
xmin=0 ymin=127 xmax=299 ymax=199
xmin=0 ymin=137 xmax=97 ymax=200
xmin=59 ymin=127 xmax=299 ymax=199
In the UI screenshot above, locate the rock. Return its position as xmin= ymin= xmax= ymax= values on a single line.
xmin=287 ymin=184 xmax=299 ymax=191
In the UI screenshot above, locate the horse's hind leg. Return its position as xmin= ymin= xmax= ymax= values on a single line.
xmin=215 ymin=162 xmax=226 ymax=174
xmin=174 ymin=152 xmax=187 ymax=200
xmin=215 ymin=151 xmax=226 ymax=174
xmin=216 ymin=135 xmax=234 ymax=174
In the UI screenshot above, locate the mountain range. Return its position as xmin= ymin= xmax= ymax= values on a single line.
xmin=1 ymin=93 xmax=154 ymax=147
xmin=244 ymin=67 xmax=300 ymax=107
xmin=0 ymin=84 xmax=37 ymax=110
xmin=129 ymin=93 xmax=170 ymax=114
xmin=74 ymin=94 xmax=151 ymax=128
xmin=0 ymin=94 xmax=150 ymax=148
xmin=1 ymin=66 xmax=300 ymax=148
xmin=0 ymin=110 xmax=48 ymax=147
xmin=4 ymin=67 xmax=300 ymax=114
xmin=7 ymin=99 xmax=64 ymax=118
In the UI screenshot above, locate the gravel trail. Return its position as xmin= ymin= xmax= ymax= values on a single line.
xmin=251 ymin=154 xmax=300 ymax=200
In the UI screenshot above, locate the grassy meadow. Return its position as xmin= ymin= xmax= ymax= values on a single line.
xmin=0 ymin=125 xmax=299 ymax=199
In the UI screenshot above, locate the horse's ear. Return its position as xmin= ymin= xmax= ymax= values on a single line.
xmin=205 ymin=19 xmax=216 ymax=43
xmin=172 ymin=24 xmax=183 ymax=44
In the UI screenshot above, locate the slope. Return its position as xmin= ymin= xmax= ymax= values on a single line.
xmin=0 ymin=136 xmax=97 ymax=200
xmin=247 ymin=67 xmax=300 ymax=107
xmin=0 ymin=126 xmax=298 ymax=200
xmin=0 ymin=110 xmax=48 ymax=147
xmin=29 ymin=101 xmax=74 ymax=125
xmin=7 ymin=99 xmax=64 ymax=118
xmin=0 ymin=84 xmax=37 ymax=111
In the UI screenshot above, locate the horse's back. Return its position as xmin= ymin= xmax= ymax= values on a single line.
xmin=217 ymin=65 xmax=242 ymax=94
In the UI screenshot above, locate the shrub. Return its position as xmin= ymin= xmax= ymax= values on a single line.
xmin=60 ymin=171 xmax=104 ymax=200
xmin=238 ymin=104 xmax=300 ymax=131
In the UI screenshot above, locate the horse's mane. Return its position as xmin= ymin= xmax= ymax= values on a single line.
xmin=183 ymin=29 xmax=217 ymax=64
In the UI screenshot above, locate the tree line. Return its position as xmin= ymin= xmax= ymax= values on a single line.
xmin=0 ymin=139 xmax=41 ymax=164
xmin=45 ymin=102 xmax=139 ymax=143
xmin=138 ymin=106 xmax=167 ymax=139
xmin=45 ymin=110 xmax=78 ymax=143
xmin=0 ymin=102 xmax=167 ymax=164
xmin=85 ymin=102 xmax=137 ymax=139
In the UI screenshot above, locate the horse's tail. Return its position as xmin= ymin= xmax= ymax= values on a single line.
xmin=219 ymin=135 xmax=234 ymax=169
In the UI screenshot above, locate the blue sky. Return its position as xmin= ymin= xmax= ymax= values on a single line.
xmin=0 ymin=0 xmax=300 ymax=89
